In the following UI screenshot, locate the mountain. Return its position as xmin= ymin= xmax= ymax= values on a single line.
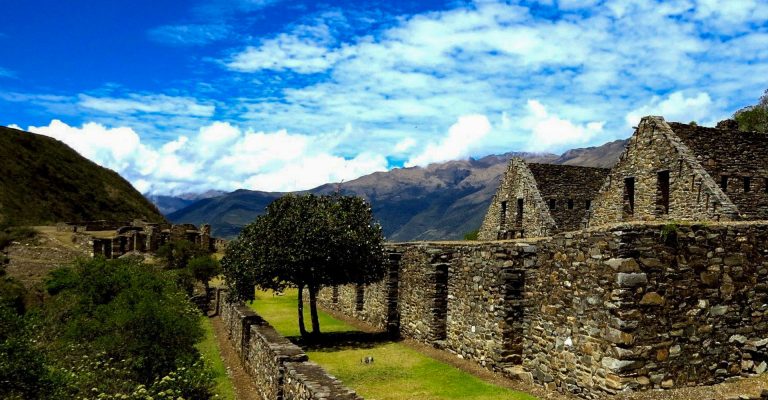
xmin=551 ymin=139 xmax=627 ymax=167
xmin=146 ymin=190 xmax=226 ymax=215
xmin=0 ymin=126 xmax=166 ymax=225
xmin=167 ymin=141 xmax=626 ymax=241
xmin=167 ymin=190 xmax=284 ymax=238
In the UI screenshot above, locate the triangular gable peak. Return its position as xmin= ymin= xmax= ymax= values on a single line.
xmin=478 ymin=158 xmax=609 ymax=239
xmin=478 ymin=158 xmax=555 ymax=239
xmin=589 ymin=116 xmax=739 ymax=227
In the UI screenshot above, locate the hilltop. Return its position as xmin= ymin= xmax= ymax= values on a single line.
xmin=0 ymin=125 xmax=165 ymax=226
xmin=168 ymin=140 xmax=626 ymax=241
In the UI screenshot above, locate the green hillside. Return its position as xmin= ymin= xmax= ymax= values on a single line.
xmin=0 ymin=125 xmax=165 ymax=225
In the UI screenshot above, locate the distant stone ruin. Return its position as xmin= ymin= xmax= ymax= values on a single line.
xmin=57 ymin=219 xmax=225 ymax=258
xmin=478 ymin=160 xmax=609 ymax=239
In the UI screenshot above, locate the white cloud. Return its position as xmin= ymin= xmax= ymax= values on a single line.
xmin=79 ymin=94 xmax=215 ymax=117
xmin=0 ymin=67 xmax=15 ymax=78
xmin=522 ymin=100 xmax=605 ymax=151
xmin=219 ymin=0 xmax=768 ymax=158
xmin=148 ymin=24 xmax=230 ymax=46
xmin=625 ymin=91 xmax=715 ymax=127
xmin=19 ymin=119 xmax=389 ymax=195
xmin=227 ymin=23 xmax=349 ymax=73
xmin=406 ymin=115 xmax=491 ymax=167
xmin=394 ymin=137 xmax=416 ymax=152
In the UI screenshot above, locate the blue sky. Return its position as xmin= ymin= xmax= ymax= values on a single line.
xmin=1 ymin=0 xmax=767 ymax=195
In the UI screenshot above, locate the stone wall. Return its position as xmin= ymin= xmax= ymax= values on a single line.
xmin=590 ymin=117 xmax=739 ymax=226
xmin=220 ymin=297 xmax=363 ymax=400
xmin=478 ymin=158 xmax=557 ymax=240
xmin=528 ymin=163 xmax=610 ymax=233
xmin=321 ymin=221 xmax=768 ymax=399
xmin=670 ymin=122 xmax=768 ymax=220
xmin=478 ymin=159 xmax=608 ymax=240
xmin=317 ymin=251 xmax=401 ymax=333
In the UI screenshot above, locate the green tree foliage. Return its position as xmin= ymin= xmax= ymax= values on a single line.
xmin=463 ymin=229 xmax=479 ymax=240
xmin=156 ymin=240 xmax=213 ymax=294
xmin=734 ymin=89 xmax=768 ymax=133
xmin=156 ymin=240 xmax=209 ymax=270
xmin=188 ymin=255 xmax=221 ymax=290
xmin=42 ymin=257 xmax=214 ymax=397
xmin=222 ymin=194 xmax=386 ymax=336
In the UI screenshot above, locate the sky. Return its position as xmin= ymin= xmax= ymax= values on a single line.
xmin=1 ymin=0 xmax=767 ymax=195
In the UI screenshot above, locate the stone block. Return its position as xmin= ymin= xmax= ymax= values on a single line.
xmin=617 ymin=273 xmax=648 ymax=287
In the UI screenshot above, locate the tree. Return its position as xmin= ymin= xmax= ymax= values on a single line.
xmin=188 ymin=255 xmax=221 ymax=291
xmin=733 ymin=89 xmax=768 ymax=133
xmin=222 ymin=194 xmax=386 ymax=336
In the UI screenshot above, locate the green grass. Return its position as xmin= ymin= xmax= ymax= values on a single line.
xmin=249 ymin=289 xmax=537 ymax=400
xmin=197 ymin=316 xmax=236 ymax=400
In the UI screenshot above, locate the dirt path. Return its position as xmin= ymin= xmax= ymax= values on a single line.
xmin=210 ymin=316 xmax=261 ymax=400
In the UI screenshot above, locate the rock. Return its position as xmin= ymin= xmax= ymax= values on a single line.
xmin=729 ymin=334 xmax=748 ymax=344
xmin=601 ymin=357 xmax=643 ymax=372
xmin=757 ymin=361 xmax=767 ymax=374
xmin=640 ymin=292 xmax=665 ymax=305
xmin=617 ymin=272 xmax=648 ymax=287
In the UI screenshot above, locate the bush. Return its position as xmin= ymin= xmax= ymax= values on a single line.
xmin=0 ymin=225 xmax=36 ymax=250
xmin=42 ymin=258 xmax=214 ymax=398
xmin=0 ymin=304 xmax=63 ymax=399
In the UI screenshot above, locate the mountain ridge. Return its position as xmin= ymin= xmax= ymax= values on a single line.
xmin=0 ymin=125 xmax=166 ymax=226
xmin=167 ymin=140 xmax=627 ymax=241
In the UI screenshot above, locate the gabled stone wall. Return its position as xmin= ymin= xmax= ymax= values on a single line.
xmin=670 ymin=122 xmax=768 ymax=220
xmin=590 ymin=116 xmax=739 ymax=226
xmin=478 ymin=159 xmax=608 ymax=240
xmin=478 ymin=158 xmax=556 ymax=239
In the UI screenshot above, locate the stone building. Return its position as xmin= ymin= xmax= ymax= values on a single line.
xmin=76 ymin=219 xmax=217 ymax=259
xmin=478 ymin=158 xmax=609 ymax=239
xmin=589 ymin=116 xmax=768 ymax=226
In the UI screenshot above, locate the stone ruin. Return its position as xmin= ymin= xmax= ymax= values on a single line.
xmin=57 ymin=219 xmax=222 ymax=259
xmin=590 ymin=116 xmax=768 ymax=226
xmin=478 ymin=160 xmax=609 ymax=239
xmin=318 ymin=116 xmax=768 ymax=399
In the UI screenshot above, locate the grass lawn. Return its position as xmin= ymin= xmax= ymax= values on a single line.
xmin=250 ymin=289 xmax=537 ymax=400
xmin=197 ymin=316 xmax=237 ymax=400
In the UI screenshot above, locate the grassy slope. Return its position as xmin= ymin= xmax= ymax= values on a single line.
xmin=250 ymin=290 xmax=537 ymax=400
xmin=0 ymin=126 xmax=165 ymax=225
xmin=197 ymin=316 xmax=236 ymax=400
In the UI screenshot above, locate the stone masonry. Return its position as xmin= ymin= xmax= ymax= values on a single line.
xmin=478 ymin=158 xmax=609 ymax=240
xmin=318 ymin=221 xmax=768 ymax=399
xmin=220 ymin=295 xmax=362 ymax=400
xmin=588 ymin=116 xmax=768 ymax=226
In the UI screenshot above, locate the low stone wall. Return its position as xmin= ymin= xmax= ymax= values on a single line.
xmin=220 ymin=297 xmax=363 ymax=400
xmin=319 ymin=222 xmax=768 ymax=399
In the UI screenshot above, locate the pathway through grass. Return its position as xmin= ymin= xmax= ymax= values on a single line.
xmin=198 ymin=316 xmax=237 ymax=400
xmin=250 ymin=289 xmax=537 ymax=400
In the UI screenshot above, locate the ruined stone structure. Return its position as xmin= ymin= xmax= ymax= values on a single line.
xmin=57 ymin=219 xmax=219 ymax=259
xmin=316 ymin=115 xmax=768 ymax=398
xmin=478 ymin=159 xmax=609 ymax=239
xmin=590 ymin=116 xmax=768 ymax=226
xmin=318 ymin=222 xmax=768 ymax=398
xmin=221 ymin=295 xmax=362 ymax=400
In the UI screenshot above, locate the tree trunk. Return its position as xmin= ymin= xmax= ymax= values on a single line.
xmin=297 ymin=283 xmax=307 ymax=337
xmin=309 ymin=284 xmax=321 ymax=336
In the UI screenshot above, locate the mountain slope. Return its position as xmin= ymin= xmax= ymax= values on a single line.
xmin=146 ymin=190 xmax=226 ymax=215
xmin=168 ymin=142 xmax=626 ymax=241
xmin=0 ymin=126 xmax=166 ymax=225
